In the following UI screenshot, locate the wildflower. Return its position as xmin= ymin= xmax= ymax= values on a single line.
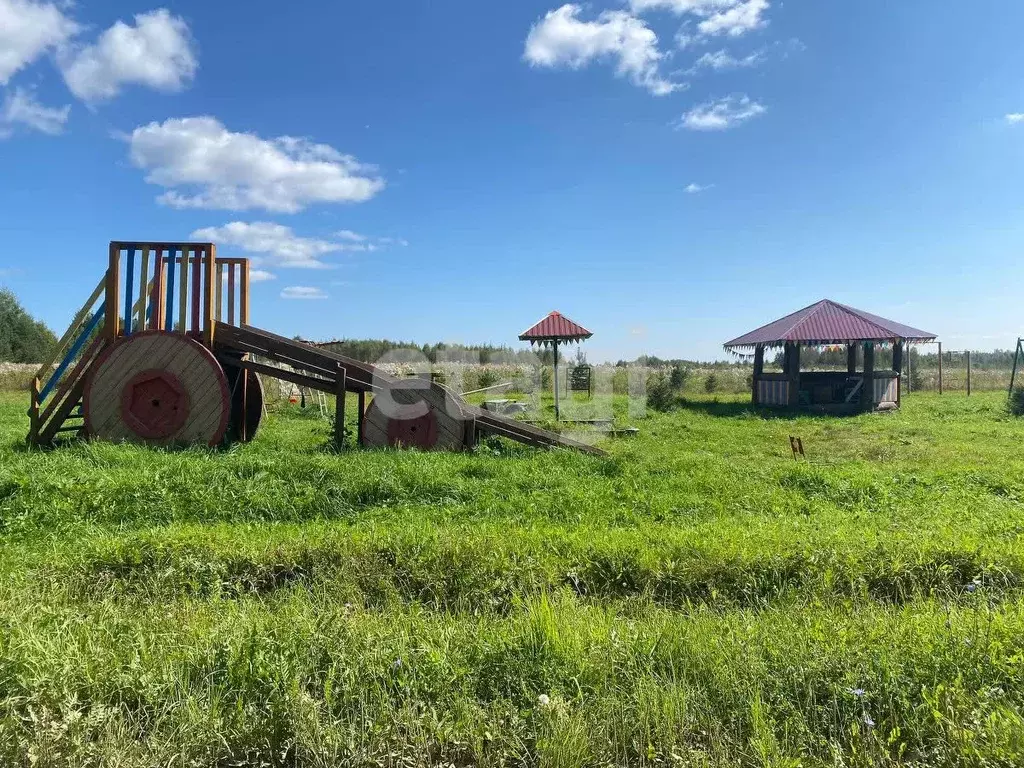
xmin=537 ymin=694 xmax=550 ymax=707
xmin=392 ymin=658 xmax=403 ymax=671
xmin=967 ymin=583 xmax=977 ymax=593
xmin=863 ymin=714 xmax=875 ymax=728
xmin=846 ymin=687 xmax=866 ymax=698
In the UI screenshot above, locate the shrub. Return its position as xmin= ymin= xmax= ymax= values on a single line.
xmin=704 ymin=372 xmax=719 ymax=393
xmin=646 ymin=373 xmax=676 ymax=412
xmin=1009 ymin=387 xmax=1024 ymax=417
xmin=669 ymin=364 xmax=689 ymax=391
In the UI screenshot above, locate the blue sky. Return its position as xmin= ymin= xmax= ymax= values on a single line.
xmin=2 ymin=0 xmax=1024 ymax=362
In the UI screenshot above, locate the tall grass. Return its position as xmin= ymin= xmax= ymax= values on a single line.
xmin=2 ymin=390 xmax=1024 ymax=765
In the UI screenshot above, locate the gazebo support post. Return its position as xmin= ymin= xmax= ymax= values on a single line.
xmin=752 ymin=346 xmax=764 ymax=404
xmin=862 ymin=342 xmax=875 ymax=411
xmin=552 ymin=340 xmax=560 ymax=421
xmin=847 ymin=344 xmax=857 ymax=375
xmin=892 ymin=340 xmax=904 ymax=405
xmin=786 ymin=342 xmax=800 ymax=406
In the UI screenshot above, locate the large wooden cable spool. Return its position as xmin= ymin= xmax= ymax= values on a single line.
xmin=361 ymin=380 xmax=471 ymax=451
xmin=224 ymin=363 xmax=264 ymax=443
xmin=83 ymin=331 xmax=230 ymax=446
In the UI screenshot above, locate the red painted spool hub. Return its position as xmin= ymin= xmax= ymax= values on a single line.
xmin=120 ymin=369 xmax=189 ymax=440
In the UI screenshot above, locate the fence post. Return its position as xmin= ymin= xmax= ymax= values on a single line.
xmin=335 ymin=364 xmax=347 ymax=447
xmin=28 ymin=377 xmax=40 ymax=445
xmin=106 ymin=243 xmax=120 ymax=340
xmin=967 ymin=350 xmax=971 ymax=396
xmin=938 ymin=341 xmax=942 ymax=394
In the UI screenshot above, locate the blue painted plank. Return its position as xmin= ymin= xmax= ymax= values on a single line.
xmin=165 ymin=248 xmax=177 ymax=330
xmin=123 ymin=248 xmax=136 ymax=336
xmin=39 ymin=307 xmax=105 ymax=402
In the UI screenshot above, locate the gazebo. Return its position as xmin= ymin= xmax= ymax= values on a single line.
xmin=519 ymin=311 xmax=592 ymax=420
xmin=724 ymin=300 xmax=937 ymax=411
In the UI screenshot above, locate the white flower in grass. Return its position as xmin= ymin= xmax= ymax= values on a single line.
xmin=537 ymin=693 xmax=550 ymax=707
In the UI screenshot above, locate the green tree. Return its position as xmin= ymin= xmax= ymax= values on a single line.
xmin=0 ymin=288 xmax=57 ymax=363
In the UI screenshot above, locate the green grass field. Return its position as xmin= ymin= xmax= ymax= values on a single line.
xmin=2 ymin=390 xmax=1024 ymax=766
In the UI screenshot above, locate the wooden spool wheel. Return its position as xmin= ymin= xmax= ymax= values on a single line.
xmin=84 ymin=331 xmax=230 ymax=447
xmin=361 ymin=380 xmax=472 ymax=451
xmin=224 ymin=361 xmax=265 ymax=443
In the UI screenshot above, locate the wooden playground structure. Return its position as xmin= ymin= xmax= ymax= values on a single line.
xmin=27 ymin=242 xmax=602 ymax=455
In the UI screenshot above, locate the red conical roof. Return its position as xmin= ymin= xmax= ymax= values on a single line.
xmin=519 ymin=311 xmax=593 ymax=343
xmin=724 ymin=299 xmax=936 ymax=350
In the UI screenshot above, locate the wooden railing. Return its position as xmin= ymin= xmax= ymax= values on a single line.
xmin=107 ymin=242 xmax=251 ymax=342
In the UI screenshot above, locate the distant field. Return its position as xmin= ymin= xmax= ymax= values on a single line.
xmin=1 ymin=390 xmax=1024 ymax=766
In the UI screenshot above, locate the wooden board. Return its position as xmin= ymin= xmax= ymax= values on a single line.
xmin=361 ymin=380 xmax=468 ymax=451
xmin=84 ymin=331 xmax=230 ymax=446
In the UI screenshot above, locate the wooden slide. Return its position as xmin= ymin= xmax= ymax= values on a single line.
xmin=213 ymin=323 xmax=605 ymax=456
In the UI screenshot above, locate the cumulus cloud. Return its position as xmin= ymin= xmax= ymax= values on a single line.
xmin=1007 ymin=113 xmax=1024 ymax=125
xmin=685 ymin=182 xmax=711 ymax=193
xmin=190 ymin=222 xmax=346 ymax=269
xmin=128 ymin=117 xmax=384 ymax=213
xmin=678 ymin=94 xmax=765 ymax=130
xmin=249 ymin=268 xmax=276 ymax=282
xmin=281 ymin=286 xmax=327 ymax=300
xmin=698 ymin=0 xmax=769 ymax=37
xmin=689 ymin=48 xmax=764 ymax=72
xmin=60 ymin=9 xmax=196 ymax=103
xmin=630 ymin=0 xmax=738 ymax=14
xmin=0 ymin=0 xmax=78 ymax=85
xmin=0 ymin=87 xmax=69 ymax=136
xmin=524 ymin=4 xmax=681 ymax=96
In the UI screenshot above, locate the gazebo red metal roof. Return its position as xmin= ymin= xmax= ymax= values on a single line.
xmin=519 ymin=311 xmax=593 ymax=344
xmin=724 ymin=299 xmax=936 ymax=350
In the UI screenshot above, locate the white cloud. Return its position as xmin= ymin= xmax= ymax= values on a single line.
xmin=524 ymin=4 xmax=681 ymax=96
xmin=631 ymin=0 xmax=738 ymax=14
xmin=128 ymin=117 xmax=384 ymax=213
xmin=690 ymin=48 xmax=764 ymax=72
xmin=1007 ymin=113 xmax=1024 ymax=125
xmin=281 ymin=286 xmax=327 ymax=300
xmin=698 ymin=0 xmax=769 ymax=37
xmin=685 ymin=182 xmax=711 ymax=193
xmin=191 ymin=222 xmax=344 ymax=269
xmin=0 ymin=0 xmax=78 ymax=85
xmin=60 ymin=9 xmax=196 ymax=103
xmin=249 ymin=269 xmax=276 ymax=282
xmin=336 ymin=229 xmax=367 ymax=242
xmin=0 ymin=87 xmax=69 ymax=136
xmin=678 ymin=94 xmax=765 ymax=130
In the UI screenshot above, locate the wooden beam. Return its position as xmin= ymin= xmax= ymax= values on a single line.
xmin=752 ymin=346 xmax=764 ymax=404
xmin=862 ymin=341 xmax=875 ymax=411
xmin=335 ymin=364 xmax=347 ymax=447
xmin=106 ymin=243 xmax=120 ymax=340
xmin=357 ymin=390 xmax=366 ymax=446
xmin=215 ymin=354 xmax=336 ymax=394
xmin=847 ymin=343 xmax=857 ymax=374
xmin=204 ymin=244 xmax=217 ymax=346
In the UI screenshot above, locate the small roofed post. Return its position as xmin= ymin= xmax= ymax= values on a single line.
xmin=723 ymin=300 xmax=935 ymax=412
xmin=519 ymin=311 xmax=593 ymax=421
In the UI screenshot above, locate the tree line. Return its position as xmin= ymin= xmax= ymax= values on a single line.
xmin=0 ymin=289 xmax=57 ymax=364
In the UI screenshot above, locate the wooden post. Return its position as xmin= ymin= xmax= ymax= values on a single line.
xmin=752 ymin=345 xmax=764 ymax=404
xmin=552 ymin=340 xmax=560 ymax=420
xmin=178 ymin=248 xmax=190 ymax=334
xmin=105 ymin=242 xmax=120 ymax=340
xmin=907 ymin=345 xmax=912 ymax=393
xmin=335 ymin=365 xmax=347 ymax=447
xmin=847 ymin=343 xmax=857 ymax=375
xmin=786 ymin=342 xmax=800 ymax=406
xmin=28 ymin=377 xmax=40 ymax=445
xmin=892 ymin=340 xmax=904 ymax=403
xmin=240 ymin=261 xmax=251 ymax=325
xmin=862 ymin=341 xmax=875 ymax=411
xmin=204 ymin=244 xmax=216 ymax=346
xmin=938 ymin=342 xmax=943 ymax=395
xmin=967 ymin=350 xmax=972 ymax=396
xmin=357 ymin=389 xmax=366 ymax=446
